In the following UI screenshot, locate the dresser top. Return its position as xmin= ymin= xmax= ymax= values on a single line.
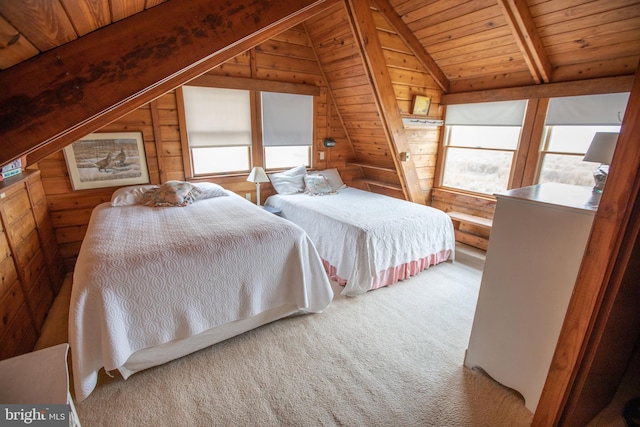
xmin=496 ymin=183 xmax=598 ymax=213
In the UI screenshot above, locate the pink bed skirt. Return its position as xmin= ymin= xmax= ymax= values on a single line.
xmin=322 ymin=249 xmax=453 ymax=291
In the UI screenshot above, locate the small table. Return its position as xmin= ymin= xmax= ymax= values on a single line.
xmin=262 ymin=205 xmax=282 ymax=216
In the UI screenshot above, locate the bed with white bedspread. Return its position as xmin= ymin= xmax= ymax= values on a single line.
xmin=70 ymin=183 xmax=332 ymax=401
xmin=265 ymin=185 xmax=455 ymax=296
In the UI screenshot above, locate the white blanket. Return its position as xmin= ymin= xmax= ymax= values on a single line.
xmin=70 ymin=193 xmax=332 ymax=401
xmin=265 ymin=188 xmax=455 ymax=296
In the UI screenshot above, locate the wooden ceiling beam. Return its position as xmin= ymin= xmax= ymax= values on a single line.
xmin=371 ymin=0 xmax=450 ymax=93
xmin=345 ymin=0 xmax=425 ymax=204
xmin=442 ymin=75 xmax=634 ymax=105
xmin=497 ymin=0 xmax=552 ymax=84
xmin=0 ymin=0 xmax=338 ymax=167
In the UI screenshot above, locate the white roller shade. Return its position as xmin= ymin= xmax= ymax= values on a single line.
xmin=546 ymin=92 xmax=629 ymax=126
xmin=183 ymin=86 xmax=252 ymax=147
xmin=445 ymin=100 xmax=527 ymax=126
xmin=262 ymin=92 xmax=313 ymax=146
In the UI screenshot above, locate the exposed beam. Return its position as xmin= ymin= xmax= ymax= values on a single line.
xmin=188 ymin=74 xmax=321 ymax=96
xmin=372 ymin=0 xmax=449 ymax=93
xmin=441 ymin=75 xmax=635 ymax=105
xmin=345 ymin=0 xmax=425 ymax=204
xmin=496 ymin=0 xmax=552 ymax=84
xmin=0 ymin=0 xmax=339 ymax=167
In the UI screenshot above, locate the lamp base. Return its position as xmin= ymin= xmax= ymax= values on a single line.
xmin=587 ymin=191 xmax=602 ymax=207
xmin=592 ymin=164 xmax=609 ymax=193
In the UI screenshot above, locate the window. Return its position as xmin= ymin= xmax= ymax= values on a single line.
xmin=441 ymin=100 xmax=527 ymax=195
xmin=262 ymin=92 xmax=313 ymax=169
xmin=183 ymin=86 xmax=252 ymax=175
xmin=538 ymin=93 xmax=629 ymax=185
xmin=538 ymin=126 xmax=621 ymax=186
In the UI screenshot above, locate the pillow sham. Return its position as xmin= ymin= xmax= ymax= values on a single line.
xmin=193 ymin=182 xmax=227 ymax=199
xmin=268 ymin=164 xmax=307 ymax=195
xmin=304 ymin=174 xmax=335 ymax=196
xmin=315 ymin=168 xmax=346 ymax=191
xmin=111 ymin=185 xmax=158 ymax=206
xmin=142 ymin=181 xmax=202 ymax=207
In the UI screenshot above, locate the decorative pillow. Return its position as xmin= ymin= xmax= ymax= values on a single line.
xmin=192 ymin=182 xmax=228 ymax=199
xmin=315 ymin=168 xmax=346 ymax=191
xmin=142 ymin=181 xmax=202 ymax=207
xmin=111 ymin=185 xmax=158 ymax=206
xmin=268 ymin=165 xmax=307 ymax=195
xmin=304 ymin=174 xmax=335 ymax=196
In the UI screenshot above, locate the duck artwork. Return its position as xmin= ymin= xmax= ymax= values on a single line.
xmin=115 ymin=147 xmax=126 ymax=166
xmin=95 ymin=153 xmax=112 ymax=172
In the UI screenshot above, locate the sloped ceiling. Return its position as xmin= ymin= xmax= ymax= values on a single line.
xmin=0 ymin=0 xmax=639 ymax=167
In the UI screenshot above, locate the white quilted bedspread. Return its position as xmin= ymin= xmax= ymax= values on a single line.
xmin=265 ymin=188 xmax=455 ymax=296
xmin=70 ymin=193 xmax=332 ymax=401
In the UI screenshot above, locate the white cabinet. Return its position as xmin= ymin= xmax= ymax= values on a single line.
xmin=464 ymin=183 xmax=597 ymax=412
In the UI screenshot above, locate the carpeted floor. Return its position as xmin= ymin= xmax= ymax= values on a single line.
xmin=37 ymin=244 xmax=535 ymax=426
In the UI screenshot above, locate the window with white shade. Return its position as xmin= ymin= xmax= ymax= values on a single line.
xmin=441 ymin=100 xmax=527 ymax=195
xmin=537 ymin=93 xmax=628 ymax=186
xmin=262 ymin=92 xmax=313 ymax=169
xmin=183 ymin=86 xmax=252 ymax=175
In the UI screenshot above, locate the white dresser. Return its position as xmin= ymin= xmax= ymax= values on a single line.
xmin=464 ymin=183 xmax=597 ymax=413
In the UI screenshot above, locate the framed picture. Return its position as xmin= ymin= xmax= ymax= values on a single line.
xmin=64 ymin=132 xmax=150 ymax=190
xmin=411 ymin=95 xmax=431 ymax=116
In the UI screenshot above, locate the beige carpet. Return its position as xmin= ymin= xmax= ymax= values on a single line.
xmin=38 ymin=245 xmax=534 ymax=426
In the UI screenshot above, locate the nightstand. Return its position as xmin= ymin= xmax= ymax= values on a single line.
xmin=262 ymin=205 xmax=282 ymax=216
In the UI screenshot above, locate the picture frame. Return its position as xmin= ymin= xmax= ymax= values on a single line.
xmin=64 ymin=132 xmax=150 ymax=190
xmin=411 ymin=95 xmax=431 ymax=116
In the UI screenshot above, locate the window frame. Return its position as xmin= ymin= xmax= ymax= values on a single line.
xmin=177 ymin=78 xmax=320 ymax=179
xmin=440 ymin=125 xmax=520 ymax=196
xmin=535 ymin=125 xmax=622 ymax=186
xmin=181 ymin=86 xmax=254 ymax=177
xmin=436 ymin=93 xmax=628 ymax=197
xmin=437 ymin=100 xmax=527 ymax=196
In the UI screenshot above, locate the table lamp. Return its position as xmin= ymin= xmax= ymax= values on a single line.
xmin=247 ymin=166 xmax=270 ymax=206
xmin=583 ymin=132 xmax=618 ymax=205
xmin=583 ymin=132 xmax=618 ymax=192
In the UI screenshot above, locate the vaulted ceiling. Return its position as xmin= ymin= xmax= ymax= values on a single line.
xmin=1 ymin=0 xmax=639 ymax=168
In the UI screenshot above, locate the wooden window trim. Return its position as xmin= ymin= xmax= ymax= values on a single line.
xmin=177 ymin=79 xmax=318 ymax=179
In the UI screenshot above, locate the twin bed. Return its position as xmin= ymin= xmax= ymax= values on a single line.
xmin=264 ymin=168 xmax=455 ymax=296
xmin=264 ymin=186 xmax=455 ymax=296
xmin=69 ymin=172 xmax=455 ymax=401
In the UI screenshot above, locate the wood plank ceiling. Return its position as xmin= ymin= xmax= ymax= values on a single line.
xmin=0 ymin=0 xmax=639 ymax=169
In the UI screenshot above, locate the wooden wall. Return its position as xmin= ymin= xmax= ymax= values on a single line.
xmin=305 ymin=2 xmax=444 ymax=201
xmin=36 ymin=25 xmax=361 ymax=271
xmin=374 ymin=5 xmax=443 ymax=201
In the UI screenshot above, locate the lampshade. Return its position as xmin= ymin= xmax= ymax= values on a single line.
xmin=247 ymin=167 xmax=269 ymax=183
xmin=583 ymin=132 xmax=618 ymax=164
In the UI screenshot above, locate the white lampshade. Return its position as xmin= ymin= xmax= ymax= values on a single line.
xmin=247 ymin=167 xmax=269 ymax=183
xmin=583 ymin=132 xmax=618 ymax=164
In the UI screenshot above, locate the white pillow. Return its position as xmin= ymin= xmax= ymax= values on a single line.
xmin=193 ymin=182 xmax=228 ymax=199
xmin=111 ymin=185 xmax=158 ymax=206
xmin=315 ymin=168 xmax=346 ymax=190
xmin=269 ymin=165 xmax=307 ymax=195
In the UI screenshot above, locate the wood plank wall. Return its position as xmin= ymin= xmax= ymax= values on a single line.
xmin=305 ymin=2 xmax=446 ymax=201
xmin=306 ymin=3 xmax=386 ymax=190
xmin=37 ymin=25 xmax=357 ymax=271
xmin=373 ymin=5 xmax=443 ymax=201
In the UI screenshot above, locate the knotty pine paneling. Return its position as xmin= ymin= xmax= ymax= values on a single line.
xmin=375 ymin=5 xmax=443 ymax=202
xmin=307 ymin=2 xmax=405 ymax=195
